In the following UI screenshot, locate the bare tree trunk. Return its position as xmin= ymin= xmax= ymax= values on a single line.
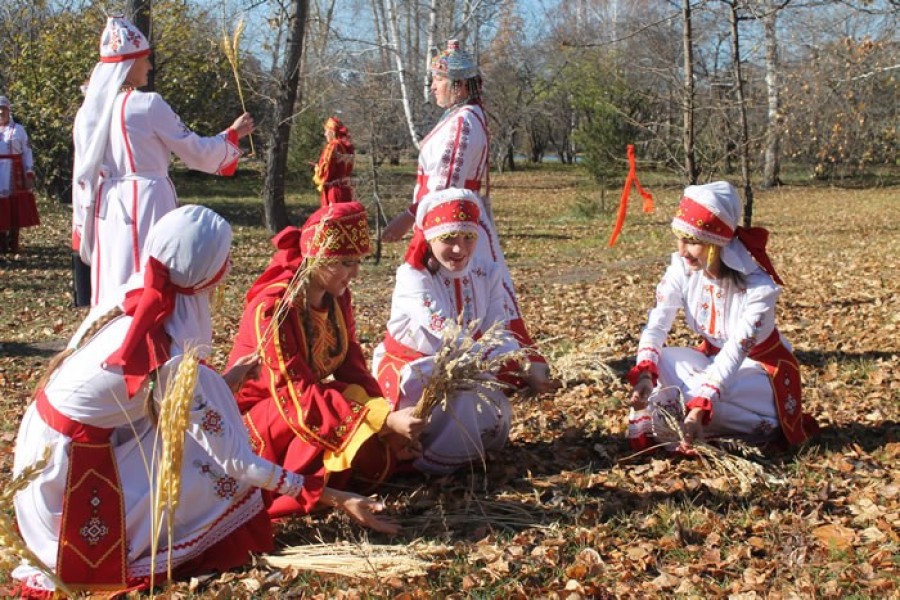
xmin=762 ymin=4 xmax=781 ymax=188
xmin=263 ymin=0 xmax=309 ymax=233
xmin=727 ymin=1 xmax=754 ymax=227
xmin=424 ymin=0 xmax=438 ymax=102
xmin=126 ymin=0 xmax=154 ymax=90
xmin=384 ymin=0 xmax=420 ymax=150
xmin=682 ymin=0 xmax=698 ymax=184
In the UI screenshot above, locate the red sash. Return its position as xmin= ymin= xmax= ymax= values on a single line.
xmin=35 ymin=390 xmax=127 ymax=591
xmin=699 ymin=330 xmax=818 ymax=445
xmin=375 ymin=334 xmax=426 ymax=404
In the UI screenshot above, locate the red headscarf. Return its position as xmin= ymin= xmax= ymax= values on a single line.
xmin=245 ymin=201 xmax=370 ymax=301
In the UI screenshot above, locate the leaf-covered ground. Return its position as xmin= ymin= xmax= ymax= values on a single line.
xmin=1 ymin=165 xmax=897 ymax=598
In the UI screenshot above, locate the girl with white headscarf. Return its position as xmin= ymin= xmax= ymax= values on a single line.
xmin=627 ymin=181 xmax=818 ymax=452
xmin=373 ymin=189 xmax=553 ymax=475
xmin=72 ymin=16 xmax=254 ymax=308
xmin=12 ymin=205 xmax=398 ymax=596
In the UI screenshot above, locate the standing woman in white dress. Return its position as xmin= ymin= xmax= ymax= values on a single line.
xmin=72 ymin=16 xmax=254 ymax=307
xmin=381 ymin=40 xmax=548 ymax=376
xmin=374 ymin=188 xmax=552 ymax=475
xmin=11 ymin=205 xmax=397 ymax=596
xmin=627 ymin=181 xmax=819 ymax=451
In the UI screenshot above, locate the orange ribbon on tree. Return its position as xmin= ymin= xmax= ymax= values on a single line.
xmin=608 ymin=144 xmax=654 ymax=247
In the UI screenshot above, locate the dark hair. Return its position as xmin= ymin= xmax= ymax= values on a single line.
xmin=717 ymin=261 xmax=746 ymax=288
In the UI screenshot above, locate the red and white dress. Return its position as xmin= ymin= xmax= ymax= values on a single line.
xmin=372 ymin=257 xmax=519 ymax=474
xmin=0 ymin=118 xmax=40 ymax=231
xmin=630 ymin=252 xmax=816 ymax=445
xmin=73 ymin=90 xmax=241 ymax=307
xmin=12 ymin=315 xmax=316 ymax=595
xmin=410 ymin=102 xmax=540 ymax=355
xmin=312 ymin=137 xmax=355 ymax=207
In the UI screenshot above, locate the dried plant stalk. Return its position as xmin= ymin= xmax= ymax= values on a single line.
xmin=263 ymin=542 xmax=446 ymax=578
xmin=547 ymin=334 xmax=618 ymax=387
xmin=254 ymin=233 xmax=335 ymax=356
xmin=0 ymin=446 xmax=73 ymax=596
xmin=150 ymin=347 xmax=201 ymax=585
xmin=221 ymin=16 xmax=255 ymax=156
xmin=413 ymin=316 xmax=531 ymax=419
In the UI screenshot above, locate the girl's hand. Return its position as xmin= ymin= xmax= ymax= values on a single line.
xmin=381 ymin=212 xmax=415 ymax=242
xmin=526 ymin=361 xmax=558 ymax=394
xmin=630 ymin=376 xmax=653 ymax=409
xmin=223 ymin=352 xmax=259 ymax=393
xmin=230 ymin=112 xmax=255 ymax=138
xmin=681 ymin=407 xmax=708 ymax=449
xmin=384 ymin=406 xmax=427 ymax=440
xmin=321 ymin=488 xmax=399 ymax=534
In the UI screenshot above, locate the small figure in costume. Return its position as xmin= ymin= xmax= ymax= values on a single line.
xmin=11 ymin=205 xmax=396 ymax=597
xmin=374 ymin=188 xmax=553 ymax=475
xmin=227 ymin=201 xmax=425 ymax=519
xmin=0 ymin=95 xmax=40 ymax=254
xmin=627 ymin=181 xmax=818 ymax=451
xmin=73 ymin=16 xmax=255 ymax=307
xmin=312 ymin=116 xmax=356 ymax=207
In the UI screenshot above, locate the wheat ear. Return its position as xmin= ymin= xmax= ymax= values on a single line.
xmin=149 ymin=346 xmax=200 ymax=587
xmin=221 ymin=16 xmax=255 ymax=157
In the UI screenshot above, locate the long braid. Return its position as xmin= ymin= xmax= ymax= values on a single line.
xmin=32 ymin=307 xmax=125 ymax=397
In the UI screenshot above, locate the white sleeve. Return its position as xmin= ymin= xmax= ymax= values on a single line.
xmin=147 ymin=94 xmax=241 ymax=175
xmin=388 ymin=265 xmax=451 ymax=356
xmin=635 ymin=254 xmax=684 ymax=367
xmin=433 ymin=108 xmax=488 ymax=191
xmin=185 ymin=366 xmax=305 ymax=496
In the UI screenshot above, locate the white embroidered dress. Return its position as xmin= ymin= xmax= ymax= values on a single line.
xmin=636 ymin=252 xmax=784 ymax=440
xmin=12 ymin=315 xmax=304 ymax=592
xmin=372 ymin=256 xmax=519 ymax=474
xmin=73 ymin=90 xmax=241 ymax=307
xmin=412 ymin=103 xmax=530 ymax=337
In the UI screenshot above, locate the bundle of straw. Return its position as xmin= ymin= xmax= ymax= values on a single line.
xmin=221 ymin=16 xmax=254 ymax=157
xmin=0 ymin=446 xmax=73 ymax=595
xmin=413 ymin=316 xmax=532 ymax=419
xmin=150 ymin=347 xmax=200 ymax=584
xmin=644 ymin=394 xmax=782 ymax=494
xmin=263 ymin=541 xmax=447 ymax=578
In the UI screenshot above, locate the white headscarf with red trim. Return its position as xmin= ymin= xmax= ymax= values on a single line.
xmin=672 ymin=181 xmax=784 ymax=285
xmin=73 ymin=16 xmax=151 ymax=263
xmin=404 ymin=188 xmax=483 ymax=270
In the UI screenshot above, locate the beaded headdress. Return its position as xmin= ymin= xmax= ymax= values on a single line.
xmin=430 ymin=39 xmax=479 ymax=80
xmin=100 ymin=16 xmax=151 ymax=63
xmin=300 ymin=201 xmax=371 ymax=259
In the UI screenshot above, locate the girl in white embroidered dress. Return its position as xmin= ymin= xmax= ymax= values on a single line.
xmin=628 ymin=182 xmax=817 ymax=451
xmin=373 ymin=189 xmax=552 ymax=475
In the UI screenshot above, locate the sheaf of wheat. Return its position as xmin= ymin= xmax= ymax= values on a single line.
xmin=413 ymin=316 xmax=532 ymax=419
xmin=150 ymin=346 xmax=200 ymax=586
xmin=262 ymin=541 xmax=448 ymax=578
xmin=648 ymin=393 xmax=781 ymax=494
